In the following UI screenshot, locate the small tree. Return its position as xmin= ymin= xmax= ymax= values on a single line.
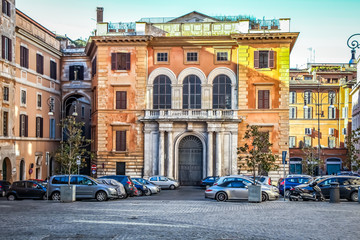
xmin=55 ymin=116 xmax=92 ymax=185
xmin=301 ymin=146 xmax=319 ymax=176
xmin=237 ymin=125 xmax=278 ymax=184
xmin=345 ymin=127 xmax=360 ymax=172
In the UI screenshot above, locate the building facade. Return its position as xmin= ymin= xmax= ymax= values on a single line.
xmin=88 ymin=10 xmax=298 ymax=184
xmin=289 ymin=64 xmax=356 ymax=175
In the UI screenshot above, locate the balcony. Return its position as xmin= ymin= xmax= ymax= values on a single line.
xmin=143 ymin=109 xmax=239 ymax=121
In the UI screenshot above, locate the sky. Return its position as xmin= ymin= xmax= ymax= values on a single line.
xmin=16 ymin=0 xmax=360 ymax=68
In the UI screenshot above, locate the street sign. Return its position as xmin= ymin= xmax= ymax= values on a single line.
xmin=91 ymin=164 xmax=97 ymax=170
xmin=282 ymin=151 xmax=287 ymax=164
xmin=92 ymin=170 xmax=96 ymax=174
xmin=76 ymin=159 xmax=81 ymax=165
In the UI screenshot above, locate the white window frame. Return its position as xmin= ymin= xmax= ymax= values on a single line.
xmin=289 ymin=91 xmax=296 ymax=104
xmin=36 ymin=92 xmax=42 ymax=110
xmin=20 ymin=88 xmax=27 ymax=107
xmin=328 ymin=107 xmax=336 ymax=119
xmin=304 ymin=107 xmax=312 ymax=119
xmin=289 ymin=136 xmax=296 ymax=148
xmin=305 ymin=128 xmax=312 ymax=135
xmin=289 ymin=107 xmax=297 ymax=119
xmin=304 ymin=136 xmax=311 ymax=147
xmin=328 ymin=137 xmax=335 ymax=148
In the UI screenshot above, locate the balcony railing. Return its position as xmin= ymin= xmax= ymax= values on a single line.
xmin=143 ymin=109 xmax=238 ymax=120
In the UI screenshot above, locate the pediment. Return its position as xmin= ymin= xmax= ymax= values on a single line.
xmin=168 ymin=11 xmax=219 ymax=23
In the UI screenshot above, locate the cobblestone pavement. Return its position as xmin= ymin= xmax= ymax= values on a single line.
xmin=1 ymin=187 xmax=359 ymax=240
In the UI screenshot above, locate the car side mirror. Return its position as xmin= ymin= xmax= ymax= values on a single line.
xmin=245 ymin=186 xmax=248 ymax=189
xmin=88 ymin=182 xmax=92 ymax=186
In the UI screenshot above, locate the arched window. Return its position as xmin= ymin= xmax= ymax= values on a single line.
xmin=153 ymin=75 xmax=172 ymax=109
xmin=213 ymin=74 xmax=231 ymax=109
xmin=183 ymin=75 xmax=201 ymax=109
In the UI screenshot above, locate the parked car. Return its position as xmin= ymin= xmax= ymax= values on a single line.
xmin=205 ymin=180 xmax=279 ymax=202
xmin=294 ymin=176 xmax=360 ymax=201
xmin=278 ymin=176 xmax=313 ymax=197
xmin=337 ymin=171 xmax=360 ymax=176
xmin=0 ymin=180 xmax=11 ymax=197
xmin=200 ymin=176 xmax=219 ymax=188
xmin=48 ymin=175 xmax=118 ymax=201
xmin=148 ymin=176 xmax=180 ymax=190
xmin=132 ymin=178 xmax=161 ymax=194
xmin=250 ymin=176 xmax=272 ymax=186
xmin=132 ymin=179 xmax=151 ymax=196
xmin=6 ymin=181 xmax=47 ymax=201
xmin=99 ymin=175 xmax=137 ymax=197
xmin=97 ymin=178 xmax=127 ymax=199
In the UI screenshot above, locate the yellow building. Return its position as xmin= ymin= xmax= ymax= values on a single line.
xmin=289 ymin=64 xmax=356 ymax=175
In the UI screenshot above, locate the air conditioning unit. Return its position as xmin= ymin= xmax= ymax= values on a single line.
xmin=305 ymin=128 xmax=312 ymax=135
xmin=329 ymin=128 xmax=335 ymax=135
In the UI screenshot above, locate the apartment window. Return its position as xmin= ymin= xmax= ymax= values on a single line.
xmin=20 ymin=89 xmax=26 ymax=105
xmin=254 ymin=50 xmax=275 ymax=69
xmin=20 ymin=46 xmax=29 ymax=68
xmin=36 ymin=117 xmax=43 ymax=138
xmin=186 ymin=52 xmax=198 ymax=62
xmin=258 ymin=90 xmax=270 ymax=109
xmin=328 ymin=107 xmax=336 ymax=119
xmin=69 ymin=65 xmax=84 ymax=80
xmin=115 ymin=91 xmax=127 ymax=109
xmin=81 ymin=106 xmax=85 ymax=118
xmin=153 ymin=75 xmax=171 ymax=109
xmin=36 ymin=94 xmax=42 ymax=108
xmin=304 ymin=76 xmax=312 ymax=80
xmin=304 ymin=91 xmax=312 ymax=104
xmin=304 ymin=107 xmax=312 ymax=119
xmin=3 ymin=111 xmax=8 ymax=137
xmin=342 ymin=107 xmax=348 ymax=119
xmin=217 ymin=52 xmax=228 ymax=61
xmin=305 ymin=128 xmax=312 ymax=135
xmin=213 ymin=75 xmax=231 ymax=109
xmin=304 ymin=136 xmax=311 ymax=147
xmin=289 ymin=107 xmax=297 ymax=119
xmin=19 ymin=114 xmax=28 ymax=137
xmin=183 ymin=75 xmax=201 ymax=109
xmin=157 ymin=52 xmax=168 ymax=62
xmin=116 ymin=131 xmax=126 ymax=151
xmin=328 ymin=91 xmax=335 ymax=105
xmin=36 ymin=54 xmax=44 ymax=74
xmin=50 ymin=61 xmax=57 ymax=80
xmin=3 ymin=86 xmax=9 ymax=101
xmin=91 ymin=57 xmax=97 ymax=77
xmin=2 ymin=0 xmax=10 ymax=17
xmin=289 ymin=136 xmax=296 ymax=148
xmin=328 ymin=137 xmax=335 ymax=149
xmin=49 ymin=118 xmax=55 ymax=139
xmin=1 ymin=35 xmax=12 ymax=61
xmin=111 ymin=53 xmax=130 ymax=70
xmin=289 ymin=91 xmax=296 ymax=104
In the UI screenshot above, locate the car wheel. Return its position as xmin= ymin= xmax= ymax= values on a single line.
xmin=169 ymin=185 xmax=175 ymax=190
xmin=42 ymin=194 xmax=47 ymax=200
xmin=350 ymin=191 xmax=358 ymax=202
xmin=144 ymin=189 xmax=151 ymax=196
xmin=215 ymin=192 xmax=228 ymax=202
xmin=119 ymin=193 xmax=128 ymax=199
xmin=137 ymin=189 xmax=143 ymax=196
xmin=7 ymin=194 xmax=16 ymax=201
xmin=285 ymin=190 xmax=290 ymax=198
xmin=51 ymin=192 xmax=61 ymax=201
xmin=262 ymin=192 xmax=269 ymax=202
xmin=96 ymin=191 xmax=108 ymax=202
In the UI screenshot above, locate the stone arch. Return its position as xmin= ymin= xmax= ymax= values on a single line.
xmin=148 ymin=67 xmax=177 ymax=85
xmin=2 ymin=157 xmax=12 ymax=181
xmin=207 ymin=67 xmax=236 ymax=85
xmin=177 ymin=67 xmax=207 ymax=85
xmin=62 ymin=91 xmax=91 ymax=104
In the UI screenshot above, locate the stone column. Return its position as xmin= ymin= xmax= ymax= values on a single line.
xmin=216 ymin=131 xmax=222 ymax=176
xmin=143 ymin=130 xmax=152 ymax=178
xmin=231 ymin=132 xmax=238 ymax=175
xmin=158 ymin=131 xmax=165 ymax=175
xmin=167 ymin=131 xmax=173 ymax=178
xmin=207 ymin=131 xmax=213 ymax=176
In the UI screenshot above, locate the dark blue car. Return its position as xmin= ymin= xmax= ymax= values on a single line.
xmin=278 ymin=177 xmax=312 ymax=196
xmin=200 ymin=176 xmax=219 ymax=187
xmin=132 ymin=179 xmax=151 ymax=196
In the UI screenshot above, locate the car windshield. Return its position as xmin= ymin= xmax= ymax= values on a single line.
xmin=86 ymin=176 xmax=101 ymax=184
xmin=168 ymin=178 xmax=176 ymax=181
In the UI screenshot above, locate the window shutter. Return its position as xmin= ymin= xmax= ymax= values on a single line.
xmin=79 ymin=66 xmax=84 ymax=80
xmin=116 ymin=91 xmax=121 ymax=109
xmin=2 ymin=0 xmax=5 ymax=14
xmin=54 ymin=62 xmax=57 ymax=80
xmin=25 ymin=115 xmax=28 ymax=137
xmin=2 ymin=36 xmax=5 ymax=59
xmin=69 ymin=66 xmax=74 ymax=80
xmin=20 ymin=47 xmax=24 ymax=67
xmin=40 ymin=117 xmax=43 ymax=138
xmin=25 ymin=48 xmax=28 ymax=68
xmin=258 ymin=90 xmax=264 ymax=109
xmin=36 ymin=54 xmax=40 ymax=73
xmin=121 ymin=91 xmax=127 ymax=109
xmin=7 ymin=0 xmax=10 ymax=17
xmin=264 ymin=90 xmax=270 ymax=109
xmin=120 ymin=131 xmax=126 ymax=151
xmin=126 ymin=53 xmax=131 ymax=70
xmin=254 ymin=51 xmax=259 ymax=68
xmin=111 ymin=53 xmax=116 ymax=70
xmin=116 ymin=131 xmax=121 ymax=151
xmin=19 ymin=114 xmax=22 ymax=137
xmin=8 ymin=38 xmax=11 ymax=61
xmin=269 ymin=50 xmax=275 ymax=68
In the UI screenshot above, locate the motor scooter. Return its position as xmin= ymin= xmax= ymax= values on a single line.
xmin=289 ymin=181 xmax=325 ymax=201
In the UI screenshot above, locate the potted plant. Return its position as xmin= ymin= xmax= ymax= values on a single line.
xmin=55 ymin=116 xmax=92 ymax=202
xmin=238 ymin=125 xmax=277 ymax=203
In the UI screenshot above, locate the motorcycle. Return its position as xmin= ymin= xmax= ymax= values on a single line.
xmin=289 ymin=181 xmax=325 ymax=201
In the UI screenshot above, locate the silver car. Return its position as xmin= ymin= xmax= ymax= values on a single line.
xmin=148 ymin=176 xmax=179 ymax=190
xmin=132 ymin=177 xmax=161 ymax=194
xmin=48 ymin=175 xmax=118 ymax=201
xmin=97 ymin=178 xmax=127 ymax=199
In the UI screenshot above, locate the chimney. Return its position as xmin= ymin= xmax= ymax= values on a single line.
xmin=96 ymin=7 xmax=104 ymax=23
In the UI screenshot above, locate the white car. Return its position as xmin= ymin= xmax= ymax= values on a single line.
xmin=148 ymin=176 xmax=179 ymax=190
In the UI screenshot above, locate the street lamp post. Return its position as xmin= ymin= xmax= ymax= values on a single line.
xmin=302 ymin=82 xmax=335 ymax=176
xmin=347 ymin=34 xmax=360 ymax=66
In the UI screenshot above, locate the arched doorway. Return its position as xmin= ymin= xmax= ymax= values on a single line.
xmin=178 ymin=135 xmax=203 ymax=185
xmin=2 ymin=158 xmax=11 ymax=181
xmin=19 ymin=159 xmax=25 ymax=180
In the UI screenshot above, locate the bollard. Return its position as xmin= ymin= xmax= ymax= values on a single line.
xmin=329 ymin=182 xmax=340 ymax=203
